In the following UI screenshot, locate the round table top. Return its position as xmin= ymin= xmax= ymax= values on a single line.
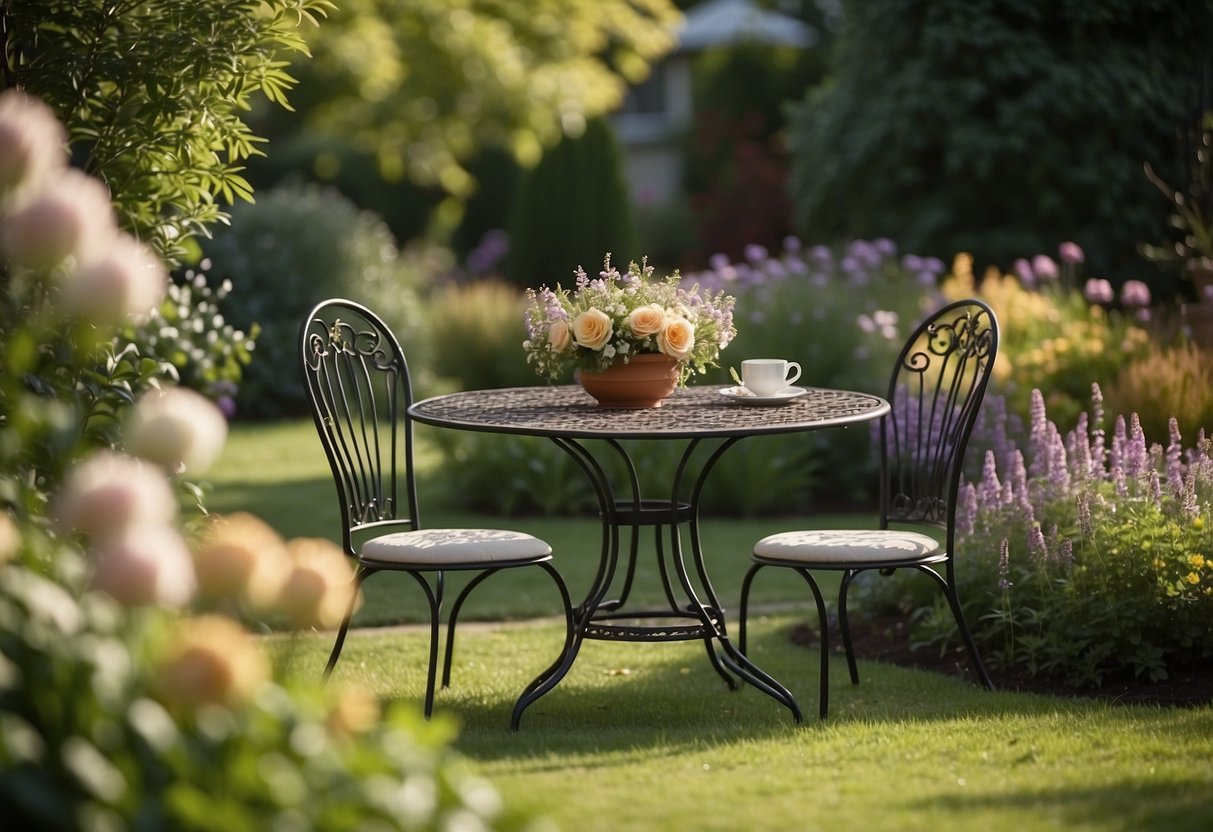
xmin=408 ymin=384 xmax=889 ymax=440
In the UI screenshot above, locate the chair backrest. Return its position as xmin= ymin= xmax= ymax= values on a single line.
xmin=299 ymin=299 xmax=420 ymax=552
xmin=881 ymin=298 xmax=998 ymax=534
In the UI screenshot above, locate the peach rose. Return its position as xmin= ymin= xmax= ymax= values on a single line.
xmin=628 ymin=304 xmax=666 ymax=337
xmin=657 ymin=316 xmax=695 ymax=361
xmin=548 ymin=319 xmax=571 ymax=352
xmin=192 ymin=512 xmax=291 ymax=609
xmin=277 ymin=537 xmax=359 ymax=630
xmin=155 ymin=615 xmax=269 ymax=709
xmin=572 ymin=308 xmax=613 ymax=350
xmin=326 ymin=684 xmax=380 ymax=738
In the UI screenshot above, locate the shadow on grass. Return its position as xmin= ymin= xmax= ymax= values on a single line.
xmin=906 ymin=777 xmax=1213 ymax=830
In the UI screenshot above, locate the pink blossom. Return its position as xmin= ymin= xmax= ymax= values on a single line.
xmin=0 ymin=168 xmax=117 ymax=269
xmin=126 ymin=387 xmax=228 ymax=475
xmin=1058 ymin=241 xmax=1085 ymax=264
xmin=90 ymin=525 xmax=196 ymax=608
xmin=1119 ymin=279 xmax=1151 ymax=307
xmin=1083 ymin=278 xmax=1114 ymax=304
xmin=55 ymin=452 xmax=177 ymax=542
xmin=1012 ymin=258 xmax=1035 ymax=286
xmin=1031 ymin=255 xmax=1058 ymax=282
xmin=0 ymin=90 xmax=68 ymax=200
xmin=64 ymin=234 xmax=167 ymax=325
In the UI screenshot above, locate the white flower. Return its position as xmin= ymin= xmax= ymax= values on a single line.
xmin=0 ymin=168 xmax=117 ymax=270
xmin=56 ymin=452 xmax=178 ymax=542
xmin=63 ymin=234 xmax=167 ymax=325
xmin=90 ymin=525 xmax=196 ymax=608
xmin=126 ymin=387 xmax=228 ymax=474
xmin=0 ymin=91 xmax=68 ymax=202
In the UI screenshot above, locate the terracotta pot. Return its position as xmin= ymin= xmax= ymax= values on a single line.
xmin=577 ymin=353 xmax=680 ymax=408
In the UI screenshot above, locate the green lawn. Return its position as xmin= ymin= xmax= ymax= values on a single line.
xmin=219 ymin=420 xmax=1213 ymax=832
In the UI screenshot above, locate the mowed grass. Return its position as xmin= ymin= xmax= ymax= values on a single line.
xmin=219 ymin=419 xmax=1213 ymax=832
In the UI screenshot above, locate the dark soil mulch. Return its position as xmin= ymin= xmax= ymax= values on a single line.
xmin=789 ymin=615 xmax=1213 ymax=708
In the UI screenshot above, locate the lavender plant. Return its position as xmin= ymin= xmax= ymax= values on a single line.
xmin=880 ymin=385 xmax=1213 ymax=687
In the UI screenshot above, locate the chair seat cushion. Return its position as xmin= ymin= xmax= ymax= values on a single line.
xmin=361 ymin=528 xmax=552 ymax=565
xmin=753 ymin=529 xmax=941 ymax=565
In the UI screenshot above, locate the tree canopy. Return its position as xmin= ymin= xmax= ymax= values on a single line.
xmin=275 ymin=0 xmax=680 ymax=199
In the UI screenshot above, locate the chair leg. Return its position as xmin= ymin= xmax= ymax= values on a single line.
xmin=837 ymin=569 xmax=861 ymax=685
xmin=794 ymin=568 xmax=831 ymax=720
xmin=737 ymin=562 xmax=764 ymax=654
xmin=943 ymin=583 xmax=995 ymax=690
xmin=442 ymin=569 xmax=497 ymax=688
xmin=323 ymin=566 xmax=371 ymax=680
xmin=404 ymin=572 xmax=442 ymax=718
xmin=512 ymin=561 xmax=581 ymax=730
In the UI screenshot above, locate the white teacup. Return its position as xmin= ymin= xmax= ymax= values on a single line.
xmin=741 ymin=359 xmax=801 ymax=397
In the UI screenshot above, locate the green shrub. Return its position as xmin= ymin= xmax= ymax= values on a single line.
xmin=504 ymin=118 xmax=636 ymax=287
xmin=202 ymin=182 xmax=426 ymax=420
xmin=125 ymin=267 xmax=257 ymax=412
xmin=787 ymin=0 xmax=1210 ymax=286
xmin=425 ymin=280 xmax=534 ymax=391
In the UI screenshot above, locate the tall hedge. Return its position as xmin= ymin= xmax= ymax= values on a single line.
xmin=787 ymin=0 xmax=1212 ymax=290
xmin=504 ymin=117 xmax=637 ymax=287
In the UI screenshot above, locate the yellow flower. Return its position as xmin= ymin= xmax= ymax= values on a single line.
xmin=1186 ymin=572 xmax=1200 ymax=585
xmin=572 ymin=308 xmax=613 ymax=350
xmin=1188 ymin=554 xmax=1206 ymax=570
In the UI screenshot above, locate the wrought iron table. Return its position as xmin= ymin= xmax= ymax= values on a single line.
xmin=408 ymin=383 xmax=889 ymax=727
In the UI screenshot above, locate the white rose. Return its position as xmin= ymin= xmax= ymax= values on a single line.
xmin=126 ymin=387 xmax=228 ymax=475
xmin=572 ymin=308 xmax=613 ymax=350
xmin=0 ymin=90 xmax=68 ymax=200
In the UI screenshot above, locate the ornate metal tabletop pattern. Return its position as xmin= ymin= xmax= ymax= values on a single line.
xmin=409 ymin=384 xmax=889 ymax=438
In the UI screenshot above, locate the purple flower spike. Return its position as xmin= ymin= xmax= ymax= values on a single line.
xmin=1013 ymin=258 xmax=1035 ymax=287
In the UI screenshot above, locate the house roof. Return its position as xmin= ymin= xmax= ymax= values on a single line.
xmin=676 ymin=0 xmax=816 ymax=52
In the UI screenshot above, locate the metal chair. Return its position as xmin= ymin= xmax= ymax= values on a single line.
xmin=299 ymin=299 xmax=574 ymax=724
xmin=738 ymin=298 xmax=999 ymax=719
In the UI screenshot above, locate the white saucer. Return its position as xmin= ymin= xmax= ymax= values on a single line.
xmin=719 ymin=385 xmax=809 ymax=406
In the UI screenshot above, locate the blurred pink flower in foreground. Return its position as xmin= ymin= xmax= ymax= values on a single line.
xmin=0 ymin=168 xmax=117 ymax=270
xmin=90 ymin=525 xmax=196 ymax=608
xmin=55 ymin=452 xmax=178 ymax=541
xmin=0 ymin=90 xmax=67 ymax=200
xmin=64 ymin=234 xmax=167 ymax=325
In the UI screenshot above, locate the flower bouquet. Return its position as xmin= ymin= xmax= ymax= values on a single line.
xmin=523 ymin=255 xmax=736 ymax=390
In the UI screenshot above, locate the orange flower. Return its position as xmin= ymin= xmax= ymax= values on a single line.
xmin=192 ymin=512 xmax=291 ymax=609
xmin=277 ymin=537 xmax=359 ymax=630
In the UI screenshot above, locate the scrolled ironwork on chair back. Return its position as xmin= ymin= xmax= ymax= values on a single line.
xmin=882 ymin=299 xmax=998 ymax=528
xmin=299 ymin=300 xmax=420 ymax=547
